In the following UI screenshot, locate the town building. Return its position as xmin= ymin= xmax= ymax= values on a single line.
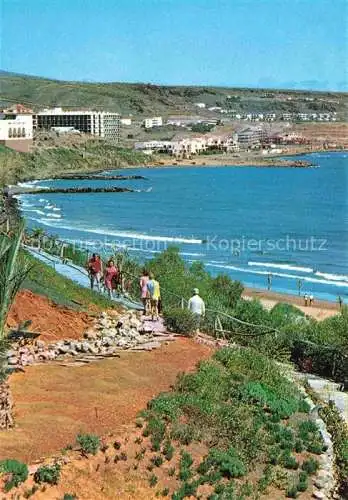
xmin=0 ymin=105 xmax=33 ymax=152
xmin=194 ymin=102 xmax=206 ymax=108
xmin=143 ymin=116 xmax=163 ymax=128
xmin=120 ymin=117 xmax=132 ymax=126
xmin=237 ymin=127 xmax=265 ymax=148
xmin=35 ymin=108 xmax=120 ymax=142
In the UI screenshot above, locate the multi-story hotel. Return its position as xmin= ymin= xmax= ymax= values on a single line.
xmin=35 ymin=108 xmax=120 ymax=142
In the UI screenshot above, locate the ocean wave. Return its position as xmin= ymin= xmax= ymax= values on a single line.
xmin=52 ymin=207 xmax=61 ymax=211
xmin=315 ymin=271 xmax=348 ymax=283
xmin=206 ymin=263 xmax=348 ymax=288
xmin=45 ymin=213 xmax=62 ymax=219
xmin=248 ymin=261 xmax=313 ymax=273
xmin=44 ymin=204 xmax=55 ymax=209
xmin=22 ymin=209 xmax=46 ymax=216
xmin=27 ymin=218 xmax=203 ymax=244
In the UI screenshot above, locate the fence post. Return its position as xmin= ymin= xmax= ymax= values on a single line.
xmin=181 ymin=297 xmax=185 ymax=309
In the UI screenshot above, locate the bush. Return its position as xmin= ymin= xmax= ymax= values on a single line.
xmin=301 ymin=457 xmax=319 ymax=475
xmin=63 ymin=495 xmax=77 ymax=500
xmin=163 ymin=307 xmax=197 ymax=335
xmin=76 ymin=433 xmax=100 ymax=455
xmin=0 ymin=459 xmax=28 ymax=491
xmin=201 ymin=447 xmax=246 ymax=479
xmin=34 ymin=463 xmax=61 ymax=485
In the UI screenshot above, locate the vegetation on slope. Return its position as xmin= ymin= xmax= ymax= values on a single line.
xmin=1 ymin=71 xmax=347 ymax=117
xmin=0 ymin=140 xmax=149 ymax=187
xmin=22 ymin=250 xmax=114 ymax=311
xmin=136 ymin=347 xmax=327 ymax=498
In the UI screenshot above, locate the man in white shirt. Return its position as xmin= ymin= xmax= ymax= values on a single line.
xmin=188 ymin=288 xmax=205 ymax=333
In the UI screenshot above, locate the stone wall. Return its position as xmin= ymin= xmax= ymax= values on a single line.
xmin=0 ymin=381 xmax=13 ymax=430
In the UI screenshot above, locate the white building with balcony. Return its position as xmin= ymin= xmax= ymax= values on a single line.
xmin=143 ymin=116 xmax=163 ymax=128
xmin=35 ymin=108 xmax=120 ymax=142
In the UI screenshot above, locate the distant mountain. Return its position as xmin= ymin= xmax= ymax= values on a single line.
xmin=0 ymin=70 xmax=346 ymax=117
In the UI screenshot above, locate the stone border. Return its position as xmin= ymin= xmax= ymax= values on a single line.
xmin=0 ymin=382 xmax=13 ymax=430
xmin=296 ymin=385 xmax=336 ymax=499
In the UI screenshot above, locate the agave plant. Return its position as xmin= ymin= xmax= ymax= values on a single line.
xmin=0 ymin=222 xmax=31 ymax=340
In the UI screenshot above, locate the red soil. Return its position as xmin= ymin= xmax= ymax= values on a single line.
xmin=7 ymin=289 xmax=94 ymax=342
xmin=0 ymin=338 xmax=212 ymax=464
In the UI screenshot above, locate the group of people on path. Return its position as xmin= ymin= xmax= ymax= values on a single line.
xmin=87 ymin=253 xmax=124 ymax=299
xmin=140 ymin=270 xmax=206 ymax=330
xmin=88 ymin=254 xmax=206 ymax=330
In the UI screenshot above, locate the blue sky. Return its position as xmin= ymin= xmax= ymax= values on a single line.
xmin=1 ymin=0 xmax=347 ymax=90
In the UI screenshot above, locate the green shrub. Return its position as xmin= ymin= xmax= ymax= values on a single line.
xmin=297 ymin=471 xmax=308 ymax=492
xmin=76 ymin=433 xmax=100 ymax=455
xmin=0 ymin=459 xmax=28 ymax=491
xmin=151 ymin=455 xmax=163 ymax=467
xmin=201 ymin=447 xmax=246 ymax=479
xmin=34 ymin=463 xmax=61 ymax=485
xmin=286 ymin=485 xmax=298 ymax=498
xmin=162 ymin=439 xmax=174 ymax=461
xmin=280 ymin=451 xmax=298 ymax=469
xmin=63 ymin=495 xmax=77 ymax=500
xmin=301 ymin=457 xmax=319 ymax=475
xmin=149 ymin=474 xmax=158 ymax=487
xmin=163 ymin=307 xmax=197 ymax=335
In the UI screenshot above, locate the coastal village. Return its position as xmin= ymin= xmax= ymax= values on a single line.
xmin=0 ymin=75 xmax=347 ymax=499
xmin=0 ymin=90 xmax=347 ymax=163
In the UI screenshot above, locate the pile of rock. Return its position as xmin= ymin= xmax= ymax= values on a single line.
xmin=0 ymin=382 xmax=13 ymax=429
xmin=6 ymin=311 xmax=175 ymax=369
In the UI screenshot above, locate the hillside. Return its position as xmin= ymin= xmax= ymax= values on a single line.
xmin=0 ymin=71 xmax=347 ymax=118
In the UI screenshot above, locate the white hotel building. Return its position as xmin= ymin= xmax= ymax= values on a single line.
xmin=0 ymin=106 xmax=33 ymax=152
xmin=35 ymin=108 xmax=120 ymax=142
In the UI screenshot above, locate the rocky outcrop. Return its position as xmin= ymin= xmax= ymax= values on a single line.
xmin=0 ymin=382 xmax=13 ymax=429
xmin=57 ymin=174 xmax=148 ymax=181
xmin=7 ymin=311 xmax=175 ymax=369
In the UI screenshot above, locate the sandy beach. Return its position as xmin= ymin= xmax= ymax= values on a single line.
xmin=243 ymin=286 xmax=340 ymax=320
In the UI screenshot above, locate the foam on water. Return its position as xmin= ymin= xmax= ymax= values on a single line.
xmin=248 ymin=261 xmax=313 ymax=273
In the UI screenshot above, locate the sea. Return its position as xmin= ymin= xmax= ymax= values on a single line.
xmin=16 ymin=152 xmax=348 ymax=303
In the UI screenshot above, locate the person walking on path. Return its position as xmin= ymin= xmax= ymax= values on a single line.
xmin=140 ymin=269 xmax=150 ymax=315
xmin=188 ymin=288 xmax=205 ymax=334
xmin=147 ymin=273 xmax=161 ymax=321
xmin=104 ymin=259 xmax=119 ymax=299
xmin=87 ymin=253 xmax=102 ymax=291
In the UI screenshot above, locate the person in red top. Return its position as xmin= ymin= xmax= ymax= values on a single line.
xmin=104 ymin=259 xmax=119 ymax=298
xmin=87 ymin=253 xmax=102 ymax=291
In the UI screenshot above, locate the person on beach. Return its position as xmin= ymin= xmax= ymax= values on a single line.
xmin=140 ymin=269 xmax=150 ymax=315
xmin=147 ymin=273 xmax=161 ymax=321
xmin=188 ymin=288 xmax=205 ymax=334
xmin=87 ymin=253 xmax=102 ymax=291
xmin=304 ymin=293 xmax=308 ymax=306
xmin=309 ymin=294 xmax=314 ymax=306
xmin=104 ymin=259 xmax=119 ymax=298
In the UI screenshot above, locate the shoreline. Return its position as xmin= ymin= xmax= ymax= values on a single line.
xmin=122 ymin=146 xmax=347 ymax=170
xmin=242 ymin=287 xmax=339 ymax=311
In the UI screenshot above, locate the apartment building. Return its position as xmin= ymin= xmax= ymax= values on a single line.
xmin=35 ymin=108 xmax=120 ymax=142
xmin=143 ymin=116 xmax=163 ymax=128
xmin=0 ymin=105 xmax=33 ymax=152
xmin=237 ymin=127 xmax=265 ymax=148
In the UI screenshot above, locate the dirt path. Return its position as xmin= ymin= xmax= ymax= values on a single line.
xmin=0 ymin=339 xmax=212 ymax=463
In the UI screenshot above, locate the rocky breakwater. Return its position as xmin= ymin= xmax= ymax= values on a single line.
xmin=6 ymin=311 xmax=176 ymax=369
xmin=0 ymin=382 xmax=13 ymax=429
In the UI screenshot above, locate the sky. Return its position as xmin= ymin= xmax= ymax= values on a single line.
xmin=1 ymin=0 xmax=347 ymax=91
